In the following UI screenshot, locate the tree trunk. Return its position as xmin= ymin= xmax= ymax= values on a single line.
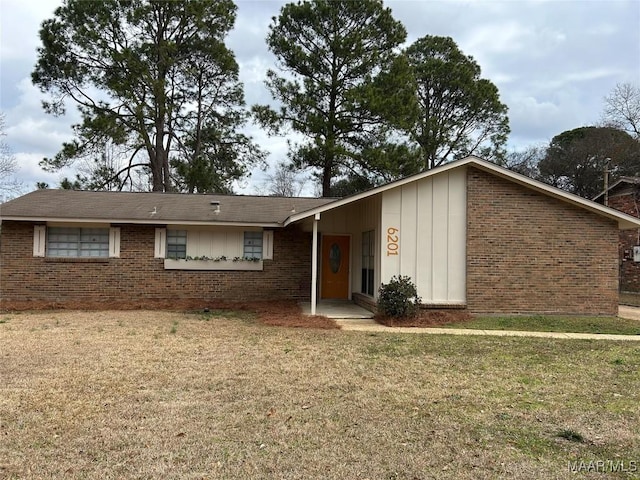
xmin=322 ymin=159 xmax=332 ymax=197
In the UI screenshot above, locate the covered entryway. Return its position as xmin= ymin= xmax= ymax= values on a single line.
xmin=321 ymin=235 xmax=350 ymax=299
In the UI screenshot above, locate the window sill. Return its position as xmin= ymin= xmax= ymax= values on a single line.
xmin=44 ymin=257 xmax=110 ymax=263
xmin=164 ymin=259 xmax=263 ymax=271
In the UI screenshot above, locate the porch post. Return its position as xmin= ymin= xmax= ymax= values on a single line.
xmin=311 ymin=213 xmax=320 ymax=315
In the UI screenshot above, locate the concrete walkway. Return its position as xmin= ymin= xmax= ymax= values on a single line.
xmin=336 ymin=305 xmax=640 ymax=341
xmin=300 ymin=300 xmax=374 ymax=319
xmin=619 ymin=305 xmax=640 ymax=321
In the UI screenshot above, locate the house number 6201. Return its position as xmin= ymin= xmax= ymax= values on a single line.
xmin=386 ymin=227 xmax=399 ymax=256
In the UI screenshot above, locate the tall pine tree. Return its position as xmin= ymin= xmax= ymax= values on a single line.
xmin=253 ymin=0 xmax=415 ymax=196
xmin=33 ymin=0 xmax=263 ymax=192
xmin=404 ymin=35 xmax=510 ymax=169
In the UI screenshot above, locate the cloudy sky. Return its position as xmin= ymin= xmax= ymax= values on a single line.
xmin=1 ymin=0 xmax=639 ymax=196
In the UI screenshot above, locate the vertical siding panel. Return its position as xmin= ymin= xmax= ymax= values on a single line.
xmin=416 ymin=178 xmax=433 ymax=301
xmin=381 ymin=189 xmax=402 ymax=283
xmin=432 ymin=173 xmax=449 ymax=301
xmin=186 ymin=230 xmax=198 ymax=257
xmin=211 ymin=230 xmax=225 ymax=257
xmin=400 ymin=183 xmax=417 ymax=282
xmin=227 ymin=230 xmax=243 ymax=257
xmin=184 ymin=227 xmax=252 ymax=258
xmin=374 ymin=195 xmax=382 ymax=299
xmin=373 ymin=172 xmax=468 ymax=304
xmin=447 ymin=168 xmax=467 ymax=302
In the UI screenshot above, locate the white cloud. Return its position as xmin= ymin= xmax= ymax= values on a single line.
xmin=463 ymin=21 xmax=534 ymax=55
xmin=4 ymin=78 xmax=77 ymax=159
xmin=13 ymin=152 xmax=75 ymax=190
xmin=1 ymin=0 xmax=639 ymax=194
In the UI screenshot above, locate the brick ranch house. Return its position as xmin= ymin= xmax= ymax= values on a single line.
xmin=594 ymin=176 xmax=640 ymax=293
xmin=2 ymin=156 xmax=640 ymax=315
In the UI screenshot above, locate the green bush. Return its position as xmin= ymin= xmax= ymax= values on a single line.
xmin=377 ymin=275 xmax=421 ymax=318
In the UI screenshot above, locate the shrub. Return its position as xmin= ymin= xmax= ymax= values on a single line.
xmin=377 ymin=275 xmax=421 ymax=318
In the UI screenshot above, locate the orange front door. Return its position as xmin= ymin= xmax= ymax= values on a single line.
xmin=321 ymin=235 xmax=350 ymax=299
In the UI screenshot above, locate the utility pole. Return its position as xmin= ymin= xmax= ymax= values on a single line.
xmin=603 ymin=157 xmax=611 ymax=206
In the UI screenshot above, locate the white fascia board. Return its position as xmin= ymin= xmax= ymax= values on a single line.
xmin=160 ymin=221 xmax=281 ymax=228
xmin=0 ymin=216 xmax=282 ymax=228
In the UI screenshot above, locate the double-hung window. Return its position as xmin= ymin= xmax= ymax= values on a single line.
xmin=47 ymin=227 xmax=110 ymax=258
xmin=243 ymin=231 xmax=263 ymax=259
xmin=166 ymin=230 xmax=187 ymax=259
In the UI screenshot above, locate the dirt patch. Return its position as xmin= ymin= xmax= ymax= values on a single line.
xmin=376 ymin=309 xmax=473 ymax=327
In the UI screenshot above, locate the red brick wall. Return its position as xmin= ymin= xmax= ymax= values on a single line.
xmin=0 ymin=222 xmax=313 ymax=310
xmin=466 ymin=168 xmax=619 ymax=315
xmin=608 ymin=192 xmax=640 ymax=293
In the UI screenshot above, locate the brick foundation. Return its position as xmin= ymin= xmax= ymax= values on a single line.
xmin=466 ymin=168 xmax=619 ymax=315
xmin=0 ymin=222 xmax=313 ymax=310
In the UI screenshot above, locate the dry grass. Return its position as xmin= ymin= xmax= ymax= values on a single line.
xmin=1 ymin=310 xmax=639 ymax=479
xmin=620 ymin=292 xmax=640 ymax=307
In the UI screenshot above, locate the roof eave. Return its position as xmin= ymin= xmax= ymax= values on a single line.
xmin=467 ymin=162 xmax=640 ymax=230
xmin=0 ymin=216 xmax=283 ymax=228
xmin=283 ymin=156 xmax=482 ymax=225
xmin=283 ymin=156 xmax=640 ymax=230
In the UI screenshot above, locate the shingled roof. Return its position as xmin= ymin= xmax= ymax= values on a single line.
xmin=0 ymin=190 xmax=336 ymax=226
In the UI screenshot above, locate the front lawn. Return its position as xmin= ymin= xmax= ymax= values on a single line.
xmin=442 ymin=314 xmax=640 ymax=335
xmin=1 ymin=311 xmax=639 ymax=479
xmin=620 ymin=292 xmax=640 ymax=307
xmin=377 ymin=310 xmax=640 ymax=335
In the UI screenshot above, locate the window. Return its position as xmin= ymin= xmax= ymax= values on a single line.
xmin=361 ymin=230 xmax=375 ymax=296
xmin=166 ymin=230 xmax=187 ymax=259
xmin=47 ymin=227 xmax=109 ymax=258
xmin=243 ymin=231 xmax=263 ymax=259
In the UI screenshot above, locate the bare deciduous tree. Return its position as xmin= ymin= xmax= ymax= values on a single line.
xmin=263 ymin=162 xmax=308 ymax=197
xmin=504 ymin=145 xmax=546 ymax=179
xmin=0 ymin=113 xmax=23 ymax=201
xmin=602 ymin=83 xmax=640 ymax=139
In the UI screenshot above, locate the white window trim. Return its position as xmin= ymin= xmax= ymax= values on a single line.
xmin=42 ymin=225 xmax=115 ymax=258
xmin=263 ymin=230 xmax=274 ymax=260
xmin=154 ymin=228 xmax=167 ymax=258
xmin=33 ymin=225 xmax=46 ymax=257
xmin=109 ymin=227 xmax=121 ymax=258
xmin=166 ymin=229 xmax=187 ymax=259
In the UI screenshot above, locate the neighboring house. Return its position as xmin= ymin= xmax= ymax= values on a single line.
xmin=2 ymin=156 xmax=640 ymax=315
xmin=594 ymin=176 xmax=640 ymax=293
